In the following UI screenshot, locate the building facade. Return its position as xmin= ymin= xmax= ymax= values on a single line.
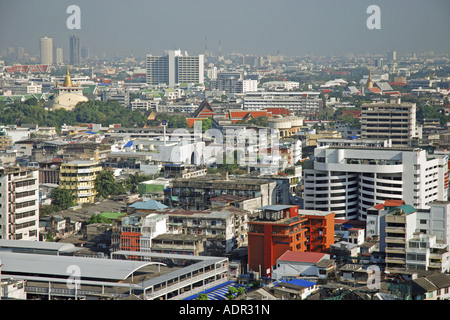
xmin=59 ymin=160 xmax=101 ymax=204
xmin=248 ymin=205 xmax=308 ymax=278
xmin=360 ymin=100 xmax=417 ymax=147
xmin=146 ymin=50 xmax=204 ymax=87
xmin=39 ymin=36 xmax=53 ymax=65
xmin=69 ymin=35 xmax=81 ymax=66
xmin=243 ymin=91 xmax=322 ymax=116
xmin=0 ymin=167 xmax=40 ymax=241
xmin=303 ymin=146 xmax=449 ymax=220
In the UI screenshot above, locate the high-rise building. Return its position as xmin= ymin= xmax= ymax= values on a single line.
xmin=0 ymin=167 xmax=40 ymax=241
xmin=303 ymin=146 xmax=449 ymax=220
xmin=40 ymin=36 xmax=53 ymax=65
xmin=55 ymin=47 xmax=63 ymax=65
xmin=69 ymin=35 xmax=80 ymax=66
xmin=59 ymin=160 xmax=101 ymax=204
xmin=81 ymin=47 xmax=89 ymax=60
xmin=360 ymin=99 xmax=417 ymax=147
xmin=146 ymin=50 xmax=204 ymax=87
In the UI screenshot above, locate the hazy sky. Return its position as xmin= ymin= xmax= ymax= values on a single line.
xmin=1 ymin=0 xmax=449 ymax=58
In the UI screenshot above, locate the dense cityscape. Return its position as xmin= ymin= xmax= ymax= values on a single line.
xmin=1 ymin=1 xmax=450 ymax=305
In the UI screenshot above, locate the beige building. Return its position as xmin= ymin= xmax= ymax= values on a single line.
xmin=360 ymin=99 xmax=417 ymax=147
xmin=59 ymin=160 xmax=101 ymax=204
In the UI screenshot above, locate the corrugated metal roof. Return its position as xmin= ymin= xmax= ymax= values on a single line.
xmin=0 ymin=251 xmax=154 ymax=281
xmin=0 ymin=239 xmax=77 ymax=253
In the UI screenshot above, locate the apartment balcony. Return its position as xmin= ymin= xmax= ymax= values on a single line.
xmin=385 ymin=237 xmax=406 ymax=244
xmin=385 ymin=247 xmax=406 ymax=254
xmin=385 ymin=256 xmax=406 ymax=265
xmin=78 ymin=192 xmax=93 ymax=197
xmin=386 ymin=215 xmax=406 ymax=224
xmin=385 ymin=226 xmax=406 ymax=234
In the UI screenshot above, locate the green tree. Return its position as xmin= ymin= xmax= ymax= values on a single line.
xmin=87 ymin=214 xmax=113 ymax=225
xmin=50 ymin=187 xmax=75 ymax=210
xmin=124 ymin=172 xmax=156 ymax=193
xmin=226 ymin=286 xmax=238 ymax=300
xmin=195 ymin=293 xmax=209 ymax=300
xmin=95 ymin=169 xmax=126 ymax=199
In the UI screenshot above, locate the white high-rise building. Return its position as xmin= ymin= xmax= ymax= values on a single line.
xmin=303 ymin=146 xmax=449 ymax=220
xmin=0 ymin=167 xmax=40 ymax=241
xmin=146 ymin=50 xmax=204 ymax=87
xmin=40 ymin=36 xmax=53 ymax=65
xmin=55 ymin=47 xmax=63 ymax=65
xmin=243 ymin=91 xmax=322 ymax=116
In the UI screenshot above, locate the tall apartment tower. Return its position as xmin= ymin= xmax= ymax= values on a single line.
xmin=146 ymin=50 xmax=204 ymax=87
xmin=360 ymin=99 xmax=417 ymax=147
xmin=59 ymin=160 xmax=101 ymax=205
xmin=40 ymin=36 xmax=53 ymax=65
xmin=69 ymin=35 xmax=81 ymax=66
xmin=55 ymin=47 xmax=64 ymax=65
xmin=303 ymin=146 xmax=449 ymax=220
xmin=0 ymin=167 xmax=40 ymax=241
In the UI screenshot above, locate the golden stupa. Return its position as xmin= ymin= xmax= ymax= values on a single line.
xmin=51 ymin=65 xmax=87 ymax=110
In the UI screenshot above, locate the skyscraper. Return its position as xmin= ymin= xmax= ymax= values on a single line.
xmin=146 ymin=50 xmax=204 ymax=87
xmin=55 ymin=47 xmax=63 ymax=65
xmin=69 ymin=35 xmax=80 ymax=66
xmin=40 ymin=36 xmax=53 ymax=65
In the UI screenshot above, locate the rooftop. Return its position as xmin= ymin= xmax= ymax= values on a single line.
xmin=278 ymin=251 xmax=327 ymax=264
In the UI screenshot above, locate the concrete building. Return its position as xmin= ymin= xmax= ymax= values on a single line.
xmin=59 ymin=160 xmax=101 ymax=204
xmin=0 ymin=247 xmax=230 ymax=300
xmin=154 ymin=207 xmax=249 ymax=255
xmin=55 ymin=47 xmax=63 ymax=65
xmin=303 ymin=146 xmax=449 ymax=220
xmin=0 ymin=167 xmax=40 ymax=241
xmin=112 ymin=213 xmax=168 ymax=259
xmin=272 ymin=251 xmax=335 ymax=280
xmin=360 ymin=100 xmax=418 ymax=147
xmin=243 ymin=91 xmax=322 ymax=116
xmin=146 ymin=50 xmax=204 ymax=87
xmin=39 ymin=36 xmax=53 ymax=65
xmin=167 ymin=176 xmax=277 ymax=210
xmin=69 ymin=35 xmax=80 ymax=66
xmin=247 ymin=205 xmax=308 ymax=278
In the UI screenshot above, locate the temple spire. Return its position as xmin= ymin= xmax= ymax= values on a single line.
xmin=63 ymin=65 xmax=73 ymax=87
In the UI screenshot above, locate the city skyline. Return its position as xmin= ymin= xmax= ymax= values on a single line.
xmin=0 ymin=0 xmax=449 ymax=60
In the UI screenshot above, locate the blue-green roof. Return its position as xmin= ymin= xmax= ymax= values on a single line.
xmin=129 ymin=199 xmax=167 ymax=210
xmin=388 ymin=204 xmax=416 ymax=215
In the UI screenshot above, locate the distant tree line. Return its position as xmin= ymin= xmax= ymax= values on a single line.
xmin=0 ymin=100 xmax=149 ymax=128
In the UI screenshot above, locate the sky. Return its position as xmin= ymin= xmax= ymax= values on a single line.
xmin=0 ymin=0 xmax=449 ymax=59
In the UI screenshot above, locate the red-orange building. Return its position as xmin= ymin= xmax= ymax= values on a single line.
xmin=248 ymin=206 xmax=335 ymax=277
xmin=302 ymin=210 xmax=335 ymax=253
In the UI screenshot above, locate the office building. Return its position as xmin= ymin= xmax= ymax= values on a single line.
xmin=303 ymin=146 xmax=449 ymax=220
xmin=146 ymin=50 xmax=204 ymax=87
xmin=0 ymin=167 xmax=40 ymax=241
xmin=55 ymin=47 xmax=63 ymax=65
xmin=360 ymin=99 xmax=417 ymax=147
xmin=69 ymin=35 xmax=81 ymax=66
xmin=243 ymin=91 xmax=322 ymax=116
xmin=59 ymin=160 xmax=101 ymax=204
xmin=39 ymin=36 xmax=53 ymax=65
